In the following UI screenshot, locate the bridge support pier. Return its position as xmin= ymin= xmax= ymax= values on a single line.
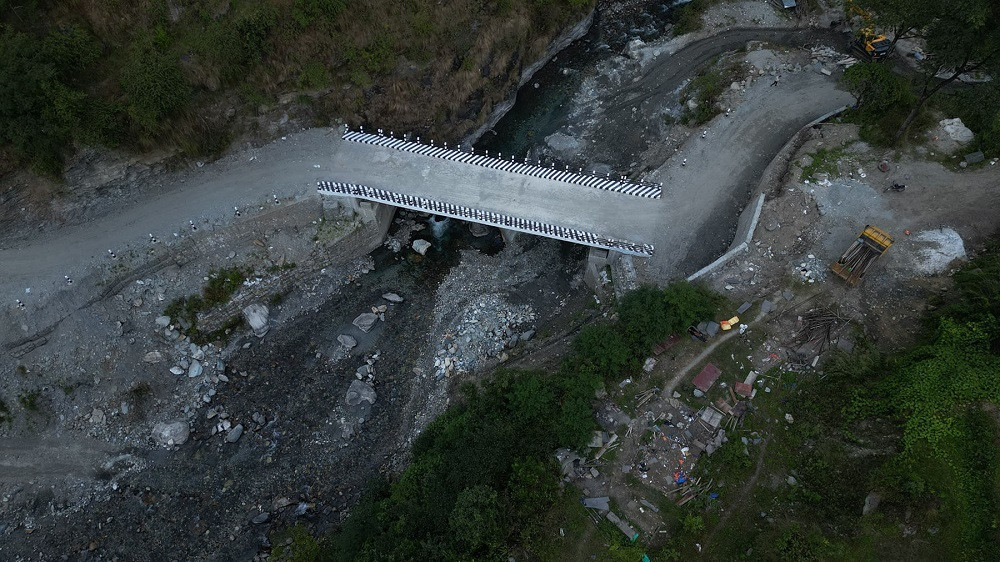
xmin=585 ymin=247 xmax=615 ymax=291
xmin=499 ymin=228 xmax=519 ymax=246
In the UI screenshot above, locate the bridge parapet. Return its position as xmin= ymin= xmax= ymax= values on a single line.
xmin=343 ymin=127 xmax=661 ymax=199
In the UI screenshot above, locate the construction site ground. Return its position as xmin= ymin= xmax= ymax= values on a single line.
xmin=545 ymin=119 xmax=999 ymax=558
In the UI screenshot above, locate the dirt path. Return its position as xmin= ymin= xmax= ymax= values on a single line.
xmin=701 ymin=436 xmax=771 ymax=552
xmin=664 ymin=310 xmax=766 ymax=394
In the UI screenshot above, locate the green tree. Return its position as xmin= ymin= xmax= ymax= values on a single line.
xmin=572 ymin=324 xmax=635 ymax=381
xmin=843 ymin=62 xmax=911 ymax=112
xmin=890 ymin=0 xmax=1000 ymax=142
xmin=449 ymin=485 xmax=505 ymax=557
xmin=854 ymin=0 xmax=936 ymax=48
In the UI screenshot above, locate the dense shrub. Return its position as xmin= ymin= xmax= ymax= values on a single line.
xmin=120 ymin=40 xmax=192 ymax=136
xmin=0 ymin=24 xmax=110 ymax=175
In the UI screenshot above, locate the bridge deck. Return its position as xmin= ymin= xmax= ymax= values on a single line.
xmin=324 ymin=131 xmax=663 ymax=255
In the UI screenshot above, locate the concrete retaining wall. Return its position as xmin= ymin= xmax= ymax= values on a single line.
xmin=687 ymin=106 xmax=849 ymax=282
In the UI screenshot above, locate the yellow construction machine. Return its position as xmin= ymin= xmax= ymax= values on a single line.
xmin=831 ymin=225 xmax=893 ymax=286
xmin=845 ymin=1 xmax=895 ymax=61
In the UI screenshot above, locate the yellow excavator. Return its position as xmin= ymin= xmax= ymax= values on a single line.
xmin=845 ymin=1 xmax=895 ymax=61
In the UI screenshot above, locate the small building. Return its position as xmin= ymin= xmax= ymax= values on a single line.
xmin=692 ymin=363 xmax=722 ymax=393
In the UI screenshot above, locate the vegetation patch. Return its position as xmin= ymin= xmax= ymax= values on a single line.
xmin=18 ymin=390 xmax=41 ymax=412
xmin=799 ymin=146 xmax=845 ymax=182
xmin=163 ymin=266 xmax=251 ymax=343
xmin=680 ymin=61 xmax=737 ymax=126
xmin=1 ymin=0 xmax=594 ymax=177
xmin=672 ymin=0 xmax=718 ymax=36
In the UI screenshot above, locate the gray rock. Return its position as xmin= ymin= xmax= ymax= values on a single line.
xmin=155 ymin=316 xmax=171 ymax=328
xmin=338 ymin=334 xmax=358 ymax=349
xmin=252 ymin=512 xmax=270 ymax=524
xmin=90 ymin=408 xmax=106 ymax=425
xmin=965 ymin=151 xmax=985 ymax=164
xmin=143 ymin=351 xmax=164 ymax=363
xmin=412 ymin=239 xmax=432 ymax=255
xmin=169 ymin=366 xmax=184 ymax=375
xmin=151 ymin=421 xmax=190 ymax=447
xmin=520 ymin=330 xmax=535 ymax=341
xmin=226 ymin=424 xmax=244 ymax=443
xmin=863 ymin=492 xmax=880 ymax=515
xmin=469 ymin=223 xmax=490 ymax=237
xmin=188 ymin=360 xmax=203 ymax=378
xmin=787 ymin=475 xmax=798 ymax=486
xmin=353 ymin=312 xmax=378 ymax=333
xmin=345 ymin=379 xmax=377 ymax=406
xmin=242 ymin=303 xmax=270 ymax=338
xmin=837 ymin=338 xmax=855 ymax=353
xmin=381 ymin=292 xmax=404 ymax=303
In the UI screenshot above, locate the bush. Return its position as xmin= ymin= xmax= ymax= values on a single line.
xmin=841 ymin=62 xmax=916 ymax=146
xmin=619 ymin=282 xmax=719 ymax=351
xmin=297 ymin=62 xmax=331 ymax=90
xmin=291 ymin=0 xmax=346 ymax=29
xmin=120 ymin=40 xmax=191 ymax=136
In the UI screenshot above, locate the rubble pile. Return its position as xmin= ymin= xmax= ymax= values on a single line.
xmin=434 ymin=294 xmax=535 ymax=377
xmin=382 ymin=212 xmax=427 ymax=253
xmin=794 ymin=254 xmax=826 ymax=283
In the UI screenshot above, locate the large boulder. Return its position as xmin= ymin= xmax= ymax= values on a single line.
xmin=353 ymin=312 xmax=378 ymax=333
xmin=382 ymin=292 xmax=404 ymax=303
xmin=468 ymin=223 xmax=490 ymax=238
xmin=345 ymin=379 xmax=377 ymax=406
xmin=151 ymin=421 xmax=190 ymax=447
xmin=412 ymin=239 xmax=432 ymax=255
xmin=243 ymin=303 xmax=270 ymax=337
xmin=940 ymin=118 xmax=974 ymax=143
xmin=337 ymin=334 xmax=358 ymax=349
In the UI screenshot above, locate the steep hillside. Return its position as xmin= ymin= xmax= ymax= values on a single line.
xmin=0 ymin=0 xmax=592 ymax=177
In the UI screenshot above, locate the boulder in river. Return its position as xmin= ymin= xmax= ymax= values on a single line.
xmin=243 ymin=303 xmax=270 ymax=337
xmin=151 ymin=421 xmax=190 ymax=447
xmin=412 ymin=239 xmax=431 ymax=255
xmin=345 ymin=379 xmax=377 ymax=406
xmin=353 ymin=312 xmax=378 ymax=333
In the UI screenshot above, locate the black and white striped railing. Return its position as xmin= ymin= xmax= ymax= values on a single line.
xmin=341 ymin=128 xmax=661 ymax=199
xmin=317 ymin=181 xmax=655 ymax=257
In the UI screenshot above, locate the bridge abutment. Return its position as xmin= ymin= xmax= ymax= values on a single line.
xmin=324 ymin=196 xmax=397 ymax=244
xmin=584 ymin=247 xmax=613 ymax=291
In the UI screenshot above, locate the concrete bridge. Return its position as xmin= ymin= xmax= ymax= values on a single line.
xmin=319 ymin=127 xmax=664 ymax=286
